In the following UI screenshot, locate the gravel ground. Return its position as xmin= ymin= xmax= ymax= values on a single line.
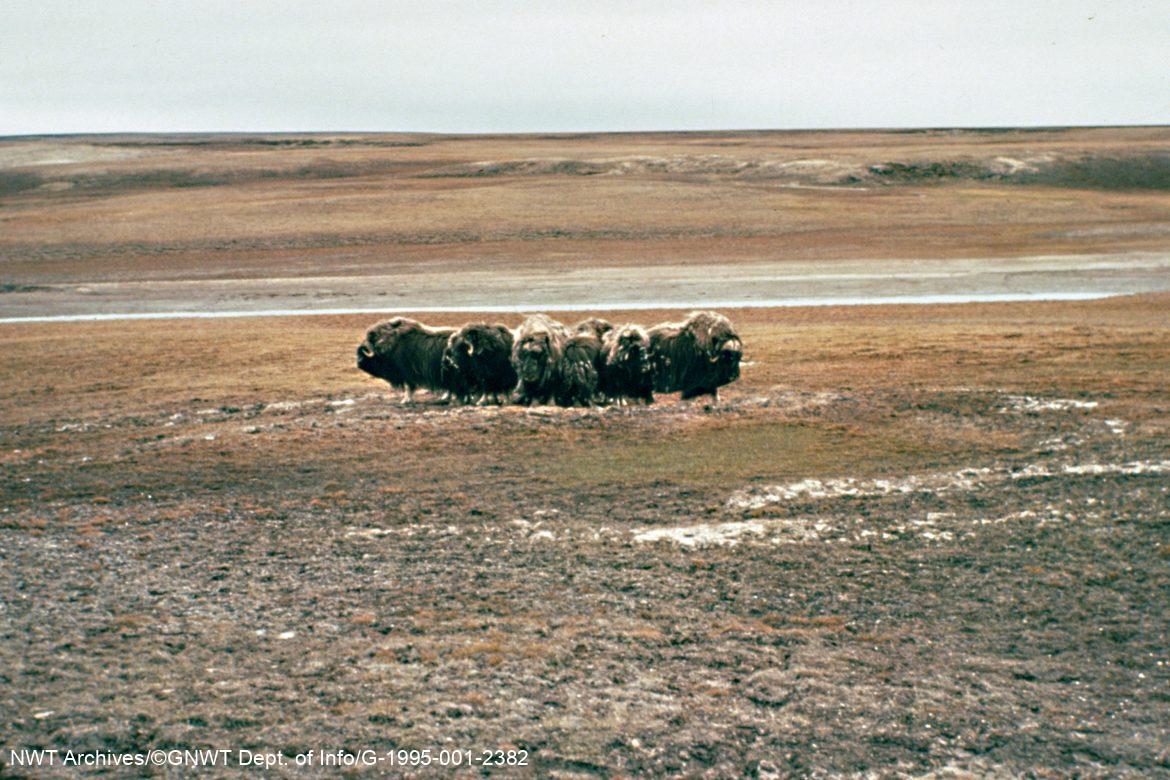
xmin=2 ymin=385 xmax=1168 ymax=778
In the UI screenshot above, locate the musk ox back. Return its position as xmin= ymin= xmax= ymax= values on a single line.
xmin=555 ymin=333 xmax=603 ymax=407
xmin=599 ymin=324 xmax=654 ymax=404
xmin=356 ymin=317 xmax=456 ymax=403
xmin=442 ymin=323 xmax=517 ymax=404
xmin=573 ymin=317 xmax=614 ymax=341
xmin=512 ymin=314 xmax=568 ymax=405
xmin=648 ymin=311 xmax=743 ymax=401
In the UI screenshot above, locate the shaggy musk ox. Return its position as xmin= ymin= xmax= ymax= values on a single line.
xmin=599 ymin=324 xmax=654 ymax=405
xmin=555 ymin=333 xmax=603 ymax=407
xmin=356 ymin=317 xmax=456 ymax=403
xmin=648 ymin=311 xmax=743 ymax=401
xmin=512 ymin=314 xmax=569 ymax=405
xmin=442 ymin=323 xmax=517 ymax=405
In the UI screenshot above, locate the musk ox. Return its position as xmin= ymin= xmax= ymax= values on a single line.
xmin=648 ymin=311 xmax=743 ymax=401
xmin=599 ymin=324 xmax=654 ymax=405
xmin=512 ymin=314 xmax=569 ymax=405
xmin=555 ymin=333 xmax=603 ymax=407
xmin=356 ymin=317 xmax=456 ymax=403
xmin=442 ymin=323 xmax=518 ymax=405
xmin=573 ymin=317 xmax=614 ymax=341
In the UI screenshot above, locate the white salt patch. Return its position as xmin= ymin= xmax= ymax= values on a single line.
xmin=265 ymin=401 xmax=305 ymax=411
xmin=345 ymin=527 xmax=395 ymax=539
xmin=998 ymin=395 xmax=1098 ymax=413
xmin=1062 ymin=460 xmax=1170 ymax=476
xmin=635 ymin=520 xmax=768 ymax=547
xmin=731 ymin=460 xmax=1170 ymax=511
xmin=56 ymin=422 xmax=89 ymax=432
xmin=728 ymin=468 xmax=994 ymax=510
xmin=1103 ymin=419 xmax=1127 ymax=435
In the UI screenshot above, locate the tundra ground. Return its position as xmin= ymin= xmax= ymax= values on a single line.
xmin=1 ymin=297 xmax=1168 ymax=777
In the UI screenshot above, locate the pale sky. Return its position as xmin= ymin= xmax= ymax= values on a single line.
xmin=1 ymin=0 xmax=1166 ymax=135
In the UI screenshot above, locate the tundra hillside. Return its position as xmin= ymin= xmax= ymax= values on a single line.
xmin=2 ymin=297 xmax=1169 ymax=776
xmin=1 ymin=128 xmax=1169 ymax=303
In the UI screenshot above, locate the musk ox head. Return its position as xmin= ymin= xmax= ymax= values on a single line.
xmin=556 ymin=333 xmax=603 ymax=406
xmin=600 ymin=324 xmax=655 ymax=403
xmin=443 ymin=322 xmax=517 ymax=399
xmin=356 ymin=319 xmax=406 ymax=384
xmin=687 ymin=310 xmax=742 ymax=379
xmin=443 ymin=324 xmax=484 ymax=375
xmin=513 ymin=314 xmax=565 ymax=384
xmin=605 ymin=323 xmax=651 ymax=368
xmin=515 ymin=332 xmax=554 ymax=383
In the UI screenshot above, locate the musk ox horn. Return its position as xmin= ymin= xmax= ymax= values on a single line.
xmin=467 ymin=343 xmax=474 ymax=356
xmin=357 ymin=343 xmax=373 ymax=358
xmin=723 ymin=339 xmax=742 ymax=353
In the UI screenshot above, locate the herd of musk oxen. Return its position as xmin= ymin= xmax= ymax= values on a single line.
xmin=356 ymin=311 xmax=743 ymax=406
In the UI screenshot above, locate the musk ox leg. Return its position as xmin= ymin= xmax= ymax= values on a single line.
xmin=401 ymin=386 xmax=415 ymax=404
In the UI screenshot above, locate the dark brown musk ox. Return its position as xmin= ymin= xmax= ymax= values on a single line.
xmin=573 ymin=317 xmax=614 ymax=386
xmin=599 ymin=324 xmax=655 ymax=405
xmin=355 ymin=317 xmax=457 ymax=403
xmin=442 ymin=323 xmax=518 ymax=405
xmin=647 ymin=311 xmax=743 ymax=401
xmin=512 ymin=313 xmax=569 ymax=405
xmin=555 ymin=332 xmax=604 ymax=407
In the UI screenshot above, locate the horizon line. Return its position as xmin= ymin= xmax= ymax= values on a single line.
xmin=3 ymin=123 xmax=1169 ymax=141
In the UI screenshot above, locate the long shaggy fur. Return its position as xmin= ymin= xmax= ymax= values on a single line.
xmin=512 ymin=314 xmax=569 ymax=405
xmin=647 ymin=311 xmax=743 ymax=401
xmin=555 ymin=333 xmax=603 ymax=407
xmin=356 ymin=317 xmax=457 ymax=402
xmin=573 ymin=317 xmax=614 ymax=341
xmin=442 ymin=323 xmax=517 ymax=404
xmin=599 ymin=324 xmax=654 ymax=404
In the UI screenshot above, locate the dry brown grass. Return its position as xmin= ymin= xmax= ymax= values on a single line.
xmin=3 ymin=295 xmax=1167 ymax=424
xmin=1 ymin=294 xmax=1167 ymax=508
